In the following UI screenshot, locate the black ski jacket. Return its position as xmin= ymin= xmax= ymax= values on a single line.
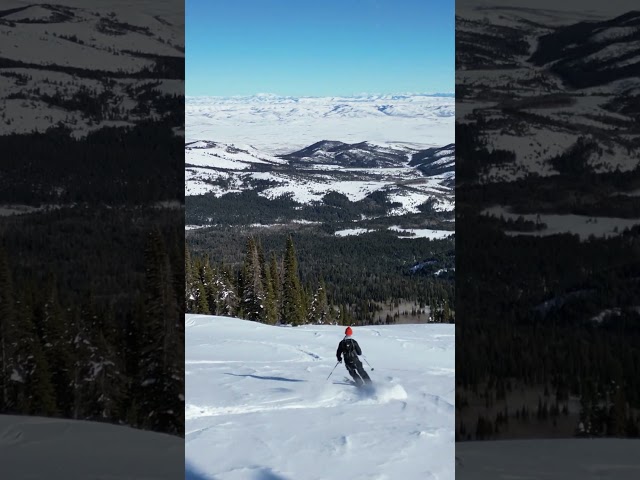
xmin=336 ymin=337 xmax=362 ymax=363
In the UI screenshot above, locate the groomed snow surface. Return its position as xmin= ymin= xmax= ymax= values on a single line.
xmin=185 ymin=315 xmax=455 ymax=480
xmin=0 ymin=415 xmax=183 ymax=479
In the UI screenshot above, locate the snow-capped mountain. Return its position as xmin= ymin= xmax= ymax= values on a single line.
xmin=185 ymin=139 xmax=455 ymax=216
xmin=0 ymin=2 xmax=184 ymax=137
xmin=457 ymin=6 xmax=640 ymax=182
xmin=186 ymin=94 xmax=454 ymax=155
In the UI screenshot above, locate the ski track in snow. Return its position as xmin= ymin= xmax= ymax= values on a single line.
xmin=185 ymin=315 xmax=455 ymax=480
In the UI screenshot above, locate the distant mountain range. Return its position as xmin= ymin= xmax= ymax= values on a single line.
xmin=186 ymin=94 xmax=455 ymax=154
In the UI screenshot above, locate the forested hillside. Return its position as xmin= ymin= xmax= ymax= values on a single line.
xmin=186 ymin=232 xmax=455 ymax=326
xmin=0 ymin=208 xmax=183 ymax=435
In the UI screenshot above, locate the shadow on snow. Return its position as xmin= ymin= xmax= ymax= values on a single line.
xmin=186 ymin=462 xmax=291 ymax=480
xmin=224 ymin=373 xmax=306 ymax=383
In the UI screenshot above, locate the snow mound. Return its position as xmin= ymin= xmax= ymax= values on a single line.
xmin=0 ymin=415 xmax=182 ymax=479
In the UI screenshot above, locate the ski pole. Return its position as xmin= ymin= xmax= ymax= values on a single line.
xmin=326 ymin=361 xmax=340 ymax=380
xmin=363 ymin=357 xmax=375 ymax=371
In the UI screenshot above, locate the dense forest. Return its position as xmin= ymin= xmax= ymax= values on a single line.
xmin=186 ymin=233 xmax=455 ymax=326
xmin=0 ymin=117 xmax=184 ymax=438
xmin=185 ymin=189 xmax=453 ymax=228
xmin=456 ymin=122 xmax=640 ymax=440
xmin=0 ymin=122 xmax=182 ymax=205
xmin=0 ymin=207 xmax=184 ymax=436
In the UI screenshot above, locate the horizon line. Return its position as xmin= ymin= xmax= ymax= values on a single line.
xmin=185 ymin=92 xmax=456 ymax=99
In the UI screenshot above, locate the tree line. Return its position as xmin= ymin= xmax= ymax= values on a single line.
xmin=0 ymin=218 xmax=184 ymax=437
xmin=186 ymin=234 xmax=455 ymax=326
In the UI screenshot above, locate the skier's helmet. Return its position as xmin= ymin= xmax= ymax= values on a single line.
xmin=345 ymin=327 xmax=352 ymax=336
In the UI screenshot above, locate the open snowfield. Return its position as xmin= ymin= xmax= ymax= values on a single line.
xmin=185 ymin=94 xmax=454 ymax=154
xmin=0 ymin=414 xmax=183 ymax=479
xmin=185 ymin=315 xmax=455 ymax=480
xmin=482 ymin=205 xmax=640 ymax=240
xmin=456 ymin=439 xmax=640 ymax=479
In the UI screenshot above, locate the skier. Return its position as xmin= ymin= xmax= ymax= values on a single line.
xmin=336 ymin=326 xmax=371 ymax=386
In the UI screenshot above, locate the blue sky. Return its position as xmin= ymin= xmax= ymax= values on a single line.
xmin=186 ymin=0 xmax=454 ymax=97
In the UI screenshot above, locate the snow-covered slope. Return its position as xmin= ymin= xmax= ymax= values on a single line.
xmin=185 ymin=139 xmax=455 ymax=215
xmin=185 ymin=315 xmax=455 ymax=480
xmin=457 ymin=6 xmax=640 ymax=182
xmin=0 ymin=1 xmax=183 ymax=136
xmin=0 ymin=414 xmax=183 ymax=479
xmin=186 ymin=94 xmax=454 ymax=155
xmin=456 ymin=439 xmax=640 ymax=479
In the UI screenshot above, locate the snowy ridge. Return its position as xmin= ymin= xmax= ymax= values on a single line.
xmin=185 ymin=139 xmax=455 ymax=216
xmin=185 ymin=141 xmax=286 ymax=169
xmin=185 ymin=315 xmax=454 ymax=480
xmin=457 ymin=6 xmax=640 ymax=182
xmin=0 ymin=2 xmax=184 ymax=136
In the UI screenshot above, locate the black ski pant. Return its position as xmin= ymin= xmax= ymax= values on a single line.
xmin=345 ymin=357 xmax=370 ymax=385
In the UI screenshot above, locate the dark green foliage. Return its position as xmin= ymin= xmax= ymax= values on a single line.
xmin=187 ymin=227 xmax=454 ymax=310
xmin=0 ymin=122 xmax=181 ymax=205
xmin=456 ymin=115 xmax=640 ymax=439
xmin=186 ymin=231 xmax=454 ymax=328
xmin=0 ymin=208 xmax=184 ymax=437
xmin=281 ymin=235 xmax=304 ymax=326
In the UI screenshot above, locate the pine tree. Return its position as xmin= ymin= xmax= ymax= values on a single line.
xmin=137 ymin=229 xmax=184 ymax=435
xmin=263 ymin=260 xmax=278 ymax=325
xmin=185 ymin=243 xmax=196 ymax=313
xmin=0 ymin=247 xmax=15 ymax=409
xmin=308 ymin=281 xmax=329 ymax=324
xmin=269 ymin=253 xmax=281 ymax=320
xmin=17 ymin=292 xmax=56 ymax=415
xmin=612 ymin=387 xmax=627 ymax=437
xmin=196 ymin=279 xmax=210 ymax=314
xmin=242 ymin=237 xmax=266 ymax=322
xmin=38 ymin=276 xmax=74 ymax=416
xmin=281 ymin=235 xmax=303 ymax=326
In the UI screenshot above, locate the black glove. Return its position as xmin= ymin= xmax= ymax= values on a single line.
xmin=337 ymin=358 xmax=342 ymax=363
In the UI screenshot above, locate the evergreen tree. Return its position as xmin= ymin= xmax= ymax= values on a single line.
xmin=137 ymin=229 xmax=183 ymax=435
xmin=185 ymin=243 xmax=196 ymax=313
xmin=269 ymin=253 xmax=281 ymax=319
xmin=241 ymin=237 xmax=266 ymax=322
xmin=263 ymin=260 xmax=278 ymax=325
xmin=281 ymin=235 xmax=303 ymax=326
xmin=38 ymin=276 xmax=74 ymax=416
xmin=196 ymin=279 xmax=210 ymax=314
xmin=308 ymin=281 xmax=330 ymax=324
xmin=16 ymin=293 xmax=56 ymax=415
xmin=0 ymin=247 xmax=15 ymax=409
